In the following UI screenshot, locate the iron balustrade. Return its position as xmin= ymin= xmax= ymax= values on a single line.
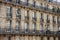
xmin=0 ymin=0 xmax=60 ymax=15
xmin=58 ymin=21 xmax=60 ymax=24
xmin=40 ymin=18 xmax=44 ymax=22
xmin=16 ymin=15 xmax=21 ymax=19
xmin=0 ymin=28 xmax=60 ymax=36
xmin=25 ymin=16 xmax=29 ymax=20
xmin=53 ymin=20 xmax=56 ymax=24
xmin=32 ymin=17 xmax=37 ymax=22
xmin=46 ymin=20 xmax=50 ymax=23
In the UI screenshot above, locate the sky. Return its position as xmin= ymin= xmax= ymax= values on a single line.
xmin=53 ymin=0 xmax=60 ymax=2
xmin=57 ymin=0 xmax=60 ymax=2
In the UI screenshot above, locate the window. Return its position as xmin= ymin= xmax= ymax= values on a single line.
xmin=6 ymin=7 xmax=12 ymax=18
xmin=25 ymin=36 xmax=28 ymax=40
xmin=33 ymin=1 xmax=36 ymax=7
xmin=57 ymin=7 xmax=60 ymax=13
xmin=16 ymin=0 xmax=20 ymax=4
xmin=26 ymin=0 xmax=28 ymax=2
xmin=40 ymin=3 xmax=43 ymax=9
xmin=6 ymin=20 xmax=12 ymax=32
xmin=46 ymin=24 xmax=50 ymax=30
xmin=52 ymin=7 xmax=56 ymax=12
xmin=16 ymin=8 xmax=21 ymax=19
xmin=6 ymin=36 xmax=11 ymax=40
xmin=57 ymin=17 xmax=60 ymax=24
xmin=53 ymin=25 xmax=56 ymax=32
xmin=40 ymin=13 xmax=43 ymax=19
xmin=58 ymin=26 xmax=60 ymax=31
xmin=46 ymin=15 xmax=50 ymax=23
xmin=40 ymin=23 xmax=43 ymax=31
xmin=44 ymin=5 xmax=48 ymax=10
xmin=32 ymin=12 xmax=36 ymax=18
xmin=40 ymin=13 xmax=44 ymax=22
xmin=24 ymin=22 xmax=29 ymax=31
xmin=6 ymin=20 xmax=11 ymax=28
xmin=15 ymin=21 xmax=20 ymax=30
xmin=47 ymin=37 xmax=49 ymax=40
xmin=25 ymin=10 xmax=29 ymax=17
xmin=32 ymin=23 xmax=36 ymax=31
xmin=52 ymin=16 xmax=56 ymax=23
xmin=46 ymin=0 xmax=52 ymax=2
xmin=33 ymin=36 xmax=36 ymax=40
xmin=6 ymin=0 xmax=12 ymax=2
xmin=16 ymin=36 xmax=20 ymax=40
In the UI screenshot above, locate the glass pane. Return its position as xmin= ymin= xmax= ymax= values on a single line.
xmin=25 ymin=11 xmax=28 ymax=16
xmin=33 ymin=36 xmax=36 ymax=40
xmin=25 ymin=36 xmax=28 ymax=40
xmin=7 ymin=7 xmax=10 ymax=14
xmin=25 ymin=22 xmax=28 ymax=29
xmin=59 ymin=27 xmax=60 ymax=30
xmin=40 ymin=24 xmax=43 ymax=30
xmin=16 ymin=9 xmax=20 ymax=16
xmin=16 ymin=36 xmax=20 ymax=40
xmin=32 ymin=12 xmax=35 ymax=18
xmin=33 ymin=23 xmax=36 ymax=30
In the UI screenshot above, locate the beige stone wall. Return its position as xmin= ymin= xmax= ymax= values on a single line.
xmin=0 ymin=0 xmax=60 ymax=40
xmin=0 ymin=3 xmax=59 ymax=31
xmin=0 ymin=36 xmax=59 ymax=40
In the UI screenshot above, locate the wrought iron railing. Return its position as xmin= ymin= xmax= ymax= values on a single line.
xmin=0 ymin=28 xmax=60 ymax=36
xmin=0 ymin=0 xmax=60 ymax=15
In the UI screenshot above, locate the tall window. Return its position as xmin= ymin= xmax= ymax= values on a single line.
xmin=32 ymin=23 xmax=36 ymax=31
xmin=57 ymin=17 xmax=60 ymax=24
xmin=40 ymin=13 xmax=44 ymax=22
xmin=46 ymin=24 xmax=50 ymax=30
xmin=6 ymin=0 xmax=12 ymax=2
xmin=24 ymin=22 xmax=29 ymax=32
xmin=32 ymin=12 xmax=36 ymax=18
xmin=6 ymin=7 xmax=12 ymax=18
xmin=33 ymin=36 xmax=36 ymax=40
xmin=25 ymin=0 xmax=29 ymax=5
xmin=53 ymin=25 xmax=56 ymax=32
xmin=58 ymin=25 xmax=60 ymax=31
xmin=16 ymin=36 xmax=20 ymax=40
xmin=16 ymin=0 xmax=20 ymax=4
xmin=25 ymin=36 xmax=28 ymax=40
xmin=40 ymin=23 xmax=43 ymax=31
xmin=15 ymin=21 xmax=20 ymax=31
xmin=40 ymin=3 xmax=43 ymax=9
xmin=57 ymin=7 xmax=60 ymax=13
xmin=46 ymin=15 xmax=50 ymax=23
xmin=52 ymin=16 xmax=56 ymax=23
xmin=25 ymin=10 xmax=29 ymax=17
xmin=16 ymin=8 xmax=21 ymax=19
xmin=40 ymin=13 xmax=43 ymax=19
xmin=45 ymin=5 xmax=49 ymax=10
xmin=46 ymin=0 xmax=52 ymax=2
xmin=33 ymin=1 xmax=36 ymax=7
xmin=6 ymin=20 xmax=12 ymax=32
xmin=6 ymin=36 xmax=11 ymax=40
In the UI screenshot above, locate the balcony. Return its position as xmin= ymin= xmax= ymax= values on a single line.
xmin=57 ymin=31 xmax=60 ymax=35
xmin=0 ymin=28 xmax=60 ymax=36
xmin=53 ymin=21 xmax=56 ymax=24
xmin=45 ymin=30 xmax=51 ymax=35
xmin=6 ymin=13 xmax=12 ymax=19
xmin=46 ymin=20 xmax=50 ymax=23
xmin=40 ymin=18 xmax=44 ymax=22
xmin=58 ymin=21 xmax=60 ymax=24
xmin=25 ymin=16 xmax=29 ymax=21
xmin=16 ymin=15 xmax=21 ymax=19
xmin=0 ymin=0 xmax=60 ymax=15
xmin=32 ymin=17 xmax=37 ymax=22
